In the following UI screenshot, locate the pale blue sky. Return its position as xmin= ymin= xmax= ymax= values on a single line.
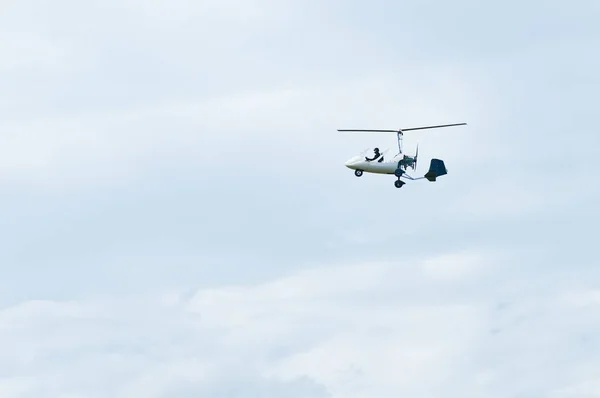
xmin=1 ymin=0 xmax=599 ymax=396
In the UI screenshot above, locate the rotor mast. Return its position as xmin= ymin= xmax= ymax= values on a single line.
xmin=397 ymin=130 xmax=403 ymax=154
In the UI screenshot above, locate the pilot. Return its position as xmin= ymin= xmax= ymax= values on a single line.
xmin=365 ymin=147 xmax=381 ymax=162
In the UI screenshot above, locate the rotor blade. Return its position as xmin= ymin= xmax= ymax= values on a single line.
xmin=338 ymin=122 xmax=466 ymax=133
xmin=337 ymin=129 xmax=399 ymax=132
xmin=400 ymin=122 xmax=467 ymax=131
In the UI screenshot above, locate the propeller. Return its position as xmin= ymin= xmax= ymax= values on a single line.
xmin=412 ymin=143 xmax=419 ymax=170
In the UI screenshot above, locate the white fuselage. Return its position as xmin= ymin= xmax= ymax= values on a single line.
xmin=345 ymin=149 xmax=402 ymax=174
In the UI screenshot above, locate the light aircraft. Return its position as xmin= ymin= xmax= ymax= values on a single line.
xmin=339 ymin=123 xmax=467 ymax=188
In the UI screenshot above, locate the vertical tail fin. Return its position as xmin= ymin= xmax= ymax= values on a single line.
xmin=424 ymin=159 xmax=447 ymax=181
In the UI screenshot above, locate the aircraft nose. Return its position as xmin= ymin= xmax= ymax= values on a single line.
xmin=345 ymin=156 xmax=362 ymax=168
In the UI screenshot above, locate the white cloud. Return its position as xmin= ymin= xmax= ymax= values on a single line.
xmin=419 ymin=250 xmax=487 ymax=281
xmin=0 ymin=1 xmax=598 ymax=397
xmin=1 ymin=250 xmax=599 ymax=397
xmin=0 ymin=377 xmax=35 ymax=398
xmin=0 ymin=33 xmax=70 ymax=71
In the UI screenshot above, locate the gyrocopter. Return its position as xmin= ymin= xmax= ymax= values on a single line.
xmin=339 ymin=122 xmax=467 ymax=188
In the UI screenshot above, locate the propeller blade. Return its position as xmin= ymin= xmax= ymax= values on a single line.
xmin=413 ymin=143 xmax=418 ymax=170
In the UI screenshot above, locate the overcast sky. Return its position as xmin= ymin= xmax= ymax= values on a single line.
xmin=1 ymin=0 xmax=599 ymax=396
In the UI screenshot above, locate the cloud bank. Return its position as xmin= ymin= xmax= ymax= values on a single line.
xmin=2 ymin=251 xmax=600 ymax=397
xmin=1 ymin=0 xmax=599 ymax=396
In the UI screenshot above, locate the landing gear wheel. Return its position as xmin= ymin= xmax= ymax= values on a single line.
xmin=394 ymin=168 xmax=404 ymax=177
xmin=355 ymin=170 xmax=363 ymax=177
xmin=394 ymin=180 xmax=405 ymax=188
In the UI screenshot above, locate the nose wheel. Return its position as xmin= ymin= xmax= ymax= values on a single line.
xmin=355 ymin=170 xmax=363 ymax=177
xmin=394 ymin=179 xmax=405 ymax=188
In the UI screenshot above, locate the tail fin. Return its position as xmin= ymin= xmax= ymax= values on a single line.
xmin=424 ymin=158 xmax=447 ymax=181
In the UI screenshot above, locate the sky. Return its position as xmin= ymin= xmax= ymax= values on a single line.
xmin=1 ymin=0 xmax=599 ymax=396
